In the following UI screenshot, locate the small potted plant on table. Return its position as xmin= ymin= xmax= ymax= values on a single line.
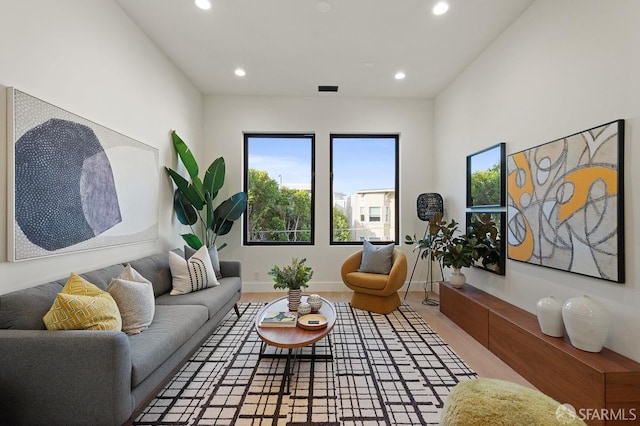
xmin=269 ymin=257 xmax=314 ymax=310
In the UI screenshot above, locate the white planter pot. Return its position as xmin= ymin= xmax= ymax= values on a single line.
xmin=449 ymin=268 xmax=466 ymax=288
xmin=535 ymin=296 xmax=565 ymax=337
xmin=562 ymin=295 xmax=610 ymax=353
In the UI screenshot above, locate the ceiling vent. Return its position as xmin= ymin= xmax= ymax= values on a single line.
xmin=318 ymin=85 xmax=339 ymax=93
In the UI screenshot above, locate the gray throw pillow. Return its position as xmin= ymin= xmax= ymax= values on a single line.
xmin=185 ymin=245 xmax=223 ymax=279
xmin=107 ymin=265 xmax=155 ymax=335
xmin=358 ymin=241 xmax=394 ymax=274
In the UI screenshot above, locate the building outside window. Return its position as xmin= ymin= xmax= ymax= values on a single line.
xmin=244 ymin=133 xmax=315 ymax=245
xmin=330 ymin=134 xmax=399 ymax=244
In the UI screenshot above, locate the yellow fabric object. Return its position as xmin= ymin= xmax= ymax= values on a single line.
xmin=341 ymin=249 xmax=407 ymax=314
xmin=441 ymin=378 xmax=587 ymax=426
xmin=43 ymin=273 xmax=122 ymax=331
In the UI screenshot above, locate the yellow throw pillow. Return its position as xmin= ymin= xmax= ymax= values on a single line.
xmin=43 ymin=273 xmax=122 ymax=331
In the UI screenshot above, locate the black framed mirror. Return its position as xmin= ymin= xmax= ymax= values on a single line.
xmin=466 ymin=211 xmax=506 ymax=276
xmin=466 ymin=143 xmax=506 ymax=208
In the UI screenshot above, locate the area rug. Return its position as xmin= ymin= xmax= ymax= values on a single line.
xmin=134 ymin=302 xmax=477 ymax=426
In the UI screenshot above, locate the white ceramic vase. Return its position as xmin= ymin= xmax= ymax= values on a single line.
xmin=449 ymin=268 xmax=466 ymax=288
xmin=535 ymin=296 xmax=565 ymax=337
xmin=562 ymin=295 xmax=610 ymax=353
xmin=297 ymin=302 xmax=312 ymax=316
xmin=307 ymin=294 xmax=323 ymax=312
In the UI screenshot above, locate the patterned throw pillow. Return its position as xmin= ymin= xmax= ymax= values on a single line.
xmin=358 ymin=240 xmax=395 ymax=274
xmin=184 ymin=245 xmax=223 ymax=279
xmin=107 ymin=264 xmax=155 ymax=335
xmin=169 ymin=246 xmax=219 ymax=295
xmin=43 ymin=273 xmax=122 ymax=331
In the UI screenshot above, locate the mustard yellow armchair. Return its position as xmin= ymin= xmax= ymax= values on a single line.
xmin=341 ymin=249 xmax=408 ymax=314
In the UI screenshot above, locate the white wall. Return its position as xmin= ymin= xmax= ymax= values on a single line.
xmin=434 ymin=0 xmax=640 ymax=361
xmin=203 ymin=95 xmax=434 ymax=292
xmin=0 ymin=0 xmax=202 ymax=294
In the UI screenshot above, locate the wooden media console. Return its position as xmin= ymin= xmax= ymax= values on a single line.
xmin=439 ymin=281 xmax=640 ymax=426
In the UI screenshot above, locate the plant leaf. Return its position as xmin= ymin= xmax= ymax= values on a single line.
xmin=213 ymin=219 xmax=234 ymax=236
xmin=181 ymin=233 xmax=203 ymax=250
xmin=173 ymin=189 xmax=197 ymax=225
xmin=165 ymin=167 xmax=204 ymax=210
xmin=203 ymin=157 xmax=225 ymax=201
xmin=214 ymin=192 xmax=248 ymax=222
xmin=171 ymin=131 xmax=199 ymax=180
xmin=205 ymin=191 xmax=214 ymax=229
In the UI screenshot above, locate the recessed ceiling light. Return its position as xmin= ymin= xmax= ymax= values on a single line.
xmin=195 ymin=0 xmax=211 ymax=10
xmin=432 ymin=1 xmax=449 ymax=15
xmin=315 ymin=1 xmax=331 ymax=13
xmin=234 ymin=68 xmax=246 ymax=77
xmin=394 ymin=71 xmax=406 ymax=80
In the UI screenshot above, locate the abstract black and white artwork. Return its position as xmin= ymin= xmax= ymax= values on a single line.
xmin=8 ymin=88 xmax=159 ymax=261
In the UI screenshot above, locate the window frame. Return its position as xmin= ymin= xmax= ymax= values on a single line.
xmin=329 ymin=133 xmax=400 ymax=245
xmin=243 ymin=133 xmax=315 ymax=246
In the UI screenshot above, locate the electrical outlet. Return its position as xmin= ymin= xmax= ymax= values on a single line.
xmin=253 ymin=271 xmax=260 ymax=280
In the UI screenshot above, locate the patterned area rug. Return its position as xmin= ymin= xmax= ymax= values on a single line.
xmin=134 ymin=302 xmax=476 ymax=426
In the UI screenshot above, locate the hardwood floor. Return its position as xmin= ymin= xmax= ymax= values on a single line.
xmin=240 ymin=290 xmax=535 ymax=389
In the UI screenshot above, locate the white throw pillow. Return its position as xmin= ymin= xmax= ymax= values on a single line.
xmin=184 ymin=245 xmax=223 ymax=279
xmin=169 ymin=246 xmax=219 ymax=295
xmin=107 ymin=265 xmax=155 ymax=335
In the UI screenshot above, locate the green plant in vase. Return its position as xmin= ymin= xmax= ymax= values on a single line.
xmin=165 ymin=131 xmax=248 ymax=251
xmin=406 ymin=212 xmax=493 ymax=288
xmin=269 ymin=257 xmax=314 ymax=311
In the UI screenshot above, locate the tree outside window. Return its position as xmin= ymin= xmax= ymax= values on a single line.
xmin=244 ymin=134 xmax=314 ymax=245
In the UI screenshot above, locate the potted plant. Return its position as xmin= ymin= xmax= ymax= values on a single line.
xmin=406 ymin=213 xmax=494 ymax=288
xmin=165 ymin=131 xmax=248 ymax=251
xmin=269 ymin=257 xmax=314 ymax=311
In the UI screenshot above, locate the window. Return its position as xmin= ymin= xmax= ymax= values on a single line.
xmin=369 ymin=207 xmax=381 ymax=222
xmin=330 ymin=134 xmax=399 ymax=244
xmin=244 ymin=134 xmax=315 ymax=245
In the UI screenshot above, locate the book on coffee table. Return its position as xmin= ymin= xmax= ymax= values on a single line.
xmin=259 ymin=311 xmax=298 ymax=328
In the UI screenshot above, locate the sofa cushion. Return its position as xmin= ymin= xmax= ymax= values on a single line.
xmin=155 ymin=277 xmax=241 ymax=319
xmin=43 ymin=274 xmax=122 ymax=331
xmin=128 ymin=305 xmax=208 ymax=386
xmin=79 ymin=264 xmax=126 ymax=291
xmin=345 ymin=271 xmax=390 ymax=291
xmin=127 ymin=250 xmax=183 ymax=297
xmin=0 ymin=280 xmax=65 ymax=330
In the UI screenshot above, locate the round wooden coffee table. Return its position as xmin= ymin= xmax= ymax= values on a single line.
xmin=255 ymin=295 xmax=336 ymax=392
xmin=256 ymin=295 xmax=336 ymax=347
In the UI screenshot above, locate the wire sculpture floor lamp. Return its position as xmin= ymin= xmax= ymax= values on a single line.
xmin=403 ymin=193 xmax=443 ymax=305
xmin=404 ymin=230 xmax=443 ymax=306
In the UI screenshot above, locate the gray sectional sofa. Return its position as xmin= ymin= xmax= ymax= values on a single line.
xmin=0 ymin=250 xmax=242 ymax=426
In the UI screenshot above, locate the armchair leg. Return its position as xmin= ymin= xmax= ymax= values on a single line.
xmin=234 ymin=304 xmax=241 ymax=318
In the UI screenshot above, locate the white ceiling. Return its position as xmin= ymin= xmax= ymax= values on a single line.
xmin=115 ymin=0 xmax=534 ymax=98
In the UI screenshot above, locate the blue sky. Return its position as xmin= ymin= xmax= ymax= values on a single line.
xmin=247 ymin=136 xmax=395 ymax=195
xmin=470 ymin=144 xmax=501 ymax=173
